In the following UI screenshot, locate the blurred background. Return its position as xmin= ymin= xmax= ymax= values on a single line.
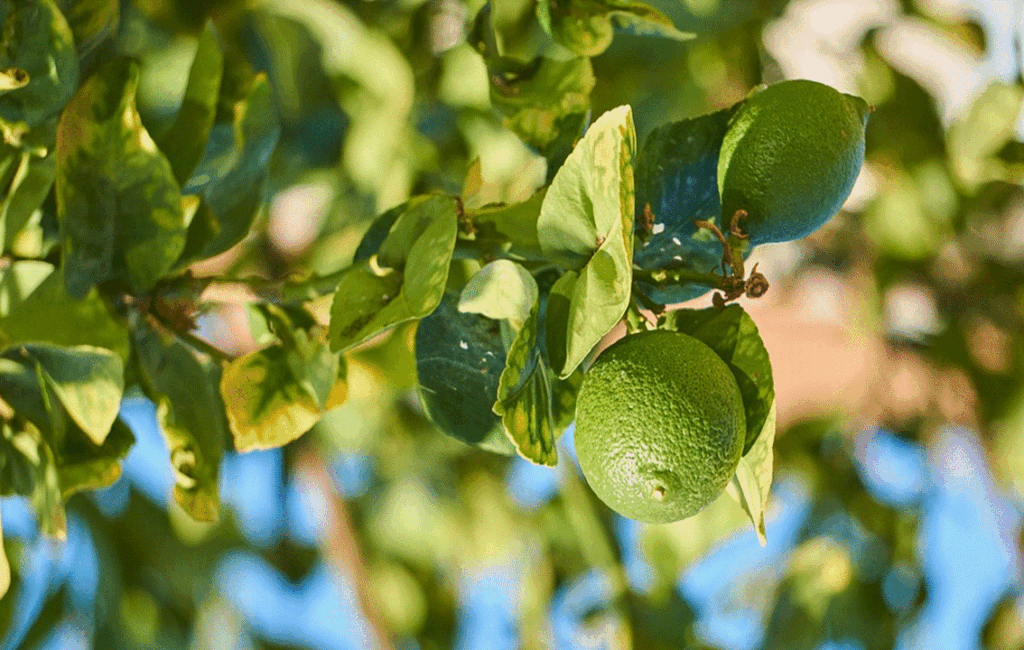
xmin=4 ymin=0 xmax=1024 ymax=648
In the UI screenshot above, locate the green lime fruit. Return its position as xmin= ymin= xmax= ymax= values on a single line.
xmin=718 ymin=79 xmax=870 ymax=245
xmin=574 ymin=329 xmax=746 ymax=524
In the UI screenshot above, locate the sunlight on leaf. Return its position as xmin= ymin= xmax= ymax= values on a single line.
xmin=726 ymin=400 xmax=776 ymax=546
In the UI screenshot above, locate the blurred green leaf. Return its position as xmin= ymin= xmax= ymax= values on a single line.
xmin=56 ymin=415 xmax=133 ymax=498
xmin=948 ymin=82 xmax=1024 ymax=191
xmin=458 ymin=259 xmax=538 ymax=328
xmin=59 ymin=0 xmax=119 ymax=62
xmin=0 ymin=509 xmax=7 ymax=599
xmin=415 ymin=292 xmax=510 ymax=452
xmin=158 ymin=20 xmax=224 ymax=186
xmin=725 ymin=400 xmax=775 ymax=545
xmin=330 ymin=196 xmax=458 ymax=351
xmin=221 ymin=333 xmax=340 ymax=452
xmin=0 ymin=0 xmax=79 ymax=128
xmin=175 ymin=73 xmax=280 ymax=267
xmin=662 ymin=303 xmax=774 ymax=451
xmin=494 ymin=300 xmax=558 ymax=465
xmin=55 ymin=57 xmax=186 ymax=297
xmin=0 ymin=261 xmax=130 ymax=359
xmin=539 ymin=105 xmax=635 ymax=376
xmin=536 ymin=0 xmax=691 ymax=57
xmin=133 ymin=322 xmax=227 ymax=521
xmin=487 ymin=55 xmax=593 ymax=166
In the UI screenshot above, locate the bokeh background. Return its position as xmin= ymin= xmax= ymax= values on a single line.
xmin=4 ymin=0 xmax=1024 ymax=648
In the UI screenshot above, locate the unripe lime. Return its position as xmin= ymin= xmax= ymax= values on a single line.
xmin=718 ymin=79 xmax=870 ymax=244
xmin=574 ymin=330 xmax=745 ymax=523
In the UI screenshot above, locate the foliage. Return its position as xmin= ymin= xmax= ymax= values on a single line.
xmin=0 ymin=0 xmax=1022 ymax=648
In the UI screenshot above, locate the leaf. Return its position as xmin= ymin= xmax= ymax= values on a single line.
xmin=948 ymin=82 xmax=1024 ymax=191
xmin=0 ymin=122 xmax=57 ymax=252
xmin=494 ymin=301 xmax=558 ymax=466
xmin=538 ymin=106 xmax=636 ymax=376
xmin=536 ymin=0 xmax=691 ymax=57
xmin=56 ymin=416 xmax=134 ymax=499
xmin=133 ymin=322 xmax=227 ymax=521
xmin=662 ymin=304 xmax=774 ymax=452
xmin=330 ymin=196 xmax=458 ymax=351
xmin=458 ymin=260 xmax=538 ymax=328
xmin=0 ymin=0 xmax=79 ymax=128
xmin=415 ymin=292 xmax=509 ymax=451
xmin=6 ymin=343 xmax=124 ymax=446
xmin=221 ymin=334 xmax=340 ymax=452
xmin=633 ymin=109 xmax=739 ymax=304
xmin=175 ymin=73 xmax=280 ymax=267
xmin=725 ymin=401 xmax=776 ymax=546
xmin=56 ymin=57 xmax=187 ymax=298
xmin=61 ymin=0 xmax=119 ymax=62
xmin=486 ymin=55 xmax=594 ymax=167
xmin=0 ymin=261 xmax=130 ymax=360
xmin=544 ymin=270 xmax=576 ymax=377
xmin=467 ymin=189 xmax=547 ymax=260
xmin=0 ymin=508 xmax=8 ymax=600
xmin=158 ymin=20 xmax=224 ymax=186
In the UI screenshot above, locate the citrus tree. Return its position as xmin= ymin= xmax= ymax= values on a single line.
xmin=1 ymin=0 xmax=1023 ymax=648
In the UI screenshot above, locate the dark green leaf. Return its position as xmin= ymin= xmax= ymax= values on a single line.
xmin=633 ymin=109 xmax=742 ymax=304
xmin=175 ymin=73 xmax=280 ymax=266
xmin=0 ymin=261 xmax=130 ymax=359
xmin=538 ymin=106 xmax=635 ymax=376
xmin=158 ymin=20 xmax=224 ymax=186
xmin=56 ymin=415 xmax=134 ymax=498
xmin=133 ymin=322 xmax=227 ymax=521
xmin=220 ymin=333 xmax=339 ymax=452
xmin=662 ymin=304 xmax=774 ymax=451
xmin=0 ymin=0 xmax=79 ymax=128
xmin=466 ymin=189 xmax=546 ymax=260
xmin=544 ymin=270 xmax=576 ymax=377
xmin=59 ymin=0 xmax=119 ymax=62
xmin=56 ymin=57 xmax=187 ymax=297
xmin=0 ymin=508 xmax=7 ymax=599
xmin=415 ymin=292 xmax=510 ymax=453
xmin=494 ymin=301 xmax=557 ymax=466
xmin=330 ymin=196 xmax=458 ymax=351
xmin=536 ymin=0 xmax=690 ymax=57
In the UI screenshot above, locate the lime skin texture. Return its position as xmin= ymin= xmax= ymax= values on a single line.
xmin=718 ymin=79 xmax=870 ymax=245
xmin=574 ymin=329 xmax=746 ymax=524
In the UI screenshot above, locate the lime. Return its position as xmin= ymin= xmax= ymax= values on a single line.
xmin=574 ymin=329 xmax=745 ymax=523
xmin=718 ymin=79 xmax=870 ymax=245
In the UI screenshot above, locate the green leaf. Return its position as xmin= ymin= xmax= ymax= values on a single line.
xmin=56 ymin=416 xmax=134 ymax=499
xmin=0 ymin=261 xmax=130 ymax=359
xmin=158 ymin=20 xmax=224 ymax=186
xmin=494 ymin=301 xmax=557 ymax=466
xmin=330 ymin=196 xmax=458 ymax=352
xmin=633 ymin=109 xmax=738 ymax=304
xmin=487 ymin=55 xmax=594 ymax=166
xmin=543 ymin=270 xmax=576 ymax=377
xmin=948 ymin=82 xmax=1024 ymax=191
xmin=467 ymin=188 xmax=547 ymax=260
xmin=550 ymin=369 xmax=581 ymax=434
xmin=220 ymin=334 xmax=340 ymax=452
xmin=0 ymin=122 xmax=57 ymax=253
xmin=133 ymin=323 xmax=227 ymax=521
xmin=7 ymin=343 xmax=124 ymax=446
xmin=415 ymin=292 xmax=511 ymax=453
xmin=60 ymin=0 xmax=119 ymax=61
xmin=662 ymin=304 xmax=774 ymax=452
xmin=458 ymin=260 xmax=538 ymax=328
xmin=0 ymin=508 xmax=8 ymax=599
xmin=175 ymin=73 xmax=280 ymax=267
xmin=536 ymin=0 xmax=691 ymax=57
xmin=0 ymin=0 xmax=79 ymax=128
xmin=56 ymin=57 xmax=187 ymax=297
xmin=725 ymin=400 xmax=776 ymax=546
xmin=538 ymin=106 xmax=636 ymax=376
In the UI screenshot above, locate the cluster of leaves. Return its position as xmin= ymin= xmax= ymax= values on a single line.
xmin=0 ymin=0 xmax=787 ymax=600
